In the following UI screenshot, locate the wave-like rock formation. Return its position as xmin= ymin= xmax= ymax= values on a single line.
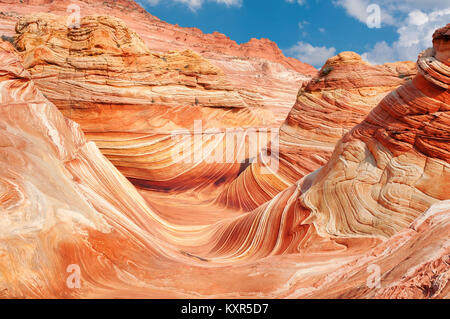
xmin=301 ymin=29 xmax=449 ymax=239
xmin=0 ymin=22 xmax=448 ymax=299
xmin=15 ymin=14 xmax=267 ymax=127
xmin=0 ymin=0 xmax=315 ymax=122
xmin=0 ymin=39 xmax=182 ymax=297
xmin=13 ymin=13 xmax=274 ymax=192
xmin=218 ymin=52 xmax=417 ymax=211
xmin=180 ymin=24 xmax=450 ymax=292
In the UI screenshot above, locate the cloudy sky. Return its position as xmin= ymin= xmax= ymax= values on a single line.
xmin=137 ymin=0 xmax=450 ymax=68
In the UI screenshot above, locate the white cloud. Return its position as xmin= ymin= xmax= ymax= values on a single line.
xmin=362 ymin=8 xmax=450 ymax=64
xmin=298 ymin=20 xmax=309 ymax=29
xmin=143 ymin=0 xmax=242 ymax=10
xmin=334 ymin=0 xmax=396 ymax=26
xmin=331 ymin=1 xmax=450 ymax=64
xmin=334 ymin=0 xmax=450 ymax=27
xmin=336 ymin=0 xmax=370 ymax=23
xmin=407 ymin=10 xmax=429 ymax=26
xmin=286 ymin=41 xmax=336 ymax=67
xmin=286 ymin=0 xmax=307 ymax=5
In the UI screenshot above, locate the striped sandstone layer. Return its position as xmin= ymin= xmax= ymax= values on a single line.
xmin=0 ymin=0 xmax=316 ymax=122
xmin=0 ymin=23 xmax=448 ymax=299
xmin=14 ymin=14 xmax=274 ymax=192
xmin=217 ymin=52 xmax=417 ymax=211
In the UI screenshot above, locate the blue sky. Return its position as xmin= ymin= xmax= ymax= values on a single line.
xmin=136 ymin=0 xmax=450 ymax=68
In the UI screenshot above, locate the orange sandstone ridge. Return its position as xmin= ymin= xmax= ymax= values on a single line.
xmin=15 ymin=13 xmax=417 ymax=203
xmin=0 ymin=0 xmax=316 ymax=75
xmin=0 ymin=25 xmax=450 ymax=298
xmin=0 ymin=21 xmax=448 ymax=299
xmin=217 ymin=52 xmax=417 ymax=211
xmin=14 ymin=13 xmax=274 ymax=193
xmin=15 ymin=14 xmax=268 ymax=127
xmin=0 ymin=40 xmax=180 ymax=297
xmin=0 ymin=0 xmax=316 ymax=122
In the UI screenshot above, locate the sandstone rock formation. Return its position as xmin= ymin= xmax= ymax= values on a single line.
xmin=217 ymin=52 xmax=417 ymax=211
xmin=301 ymin=27 xmax=449 ymax=239
xmin=177 ymin=24 xmax=450 ymax=297
xmin=14 ymin=13 xmax=274 ymax=192
xmin=0 ymin=0 xmax=315 ymax=122
xmin=0 ymin=22 xmax=448 ymax=299
xmin=0 ymin=39 xmax=179 ymax=298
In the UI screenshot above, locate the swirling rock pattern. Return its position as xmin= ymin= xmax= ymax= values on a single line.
xmin=178 ymin=25 xmax=449 ymax=296
xmin=0 ymin=12 xmax=448 ymax=300
xmin=0 ymin=40 xmax=180 ymax=297
xmin=218 ymin=52 xmax=417 ymax=211
xmin=14 ymin=14 xmax=275 ymax=192
xmin=300 ymin=25 xmax=450 ymax=239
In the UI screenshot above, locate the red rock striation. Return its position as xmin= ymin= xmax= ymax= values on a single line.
xmin=14 ymin=13 xmax=274 ymax=192
xmin=300 ymin=26 xmax=449 ymax=239
xmin=0 ymin=0 xmax=316 ymax=74
xmin=0 ymin=39 xmax=181 ymax=298
xmin=0 ymin=23 xmax=448 ymax=300
xmin=217 ymin=52 xmax=417 ymax=211
xmin=178 ymin=24 xmax=450 ymax=296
